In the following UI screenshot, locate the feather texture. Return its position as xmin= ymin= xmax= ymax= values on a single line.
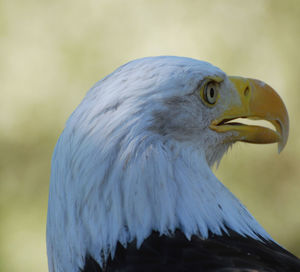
xmin=81 ymin=229 xmax=300 ymax=272
xmin=47 ymin=56 xmax=298 ymax=271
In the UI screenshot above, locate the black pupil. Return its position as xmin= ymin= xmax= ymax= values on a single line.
xmin=209 ymin=87 xmax=214 ymax=98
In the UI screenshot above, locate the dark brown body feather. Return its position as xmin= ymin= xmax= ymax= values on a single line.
xmin=81 ymin=229 xmax=300 ymax=272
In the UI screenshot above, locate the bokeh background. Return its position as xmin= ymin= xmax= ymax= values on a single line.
xmin=1 ymin=0 xmax=300 ymax=270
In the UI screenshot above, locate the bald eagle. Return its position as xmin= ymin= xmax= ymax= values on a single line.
xmin=46 ymin=56 xmax=300 ymax=271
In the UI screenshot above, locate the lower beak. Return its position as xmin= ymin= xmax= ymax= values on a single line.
xmin=210 ymin=76 xmax=289 ymax=153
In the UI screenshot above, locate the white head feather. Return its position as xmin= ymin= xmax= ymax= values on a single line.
xmin=47 ymin=56 xmax=272 ymax=272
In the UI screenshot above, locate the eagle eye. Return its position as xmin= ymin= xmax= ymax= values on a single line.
xmin=201 ymin=81 xmax=219 ymax=106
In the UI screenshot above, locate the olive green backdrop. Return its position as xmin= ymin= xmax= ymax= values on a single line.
xmin=1 ymin=0 xmax=300 ymax=271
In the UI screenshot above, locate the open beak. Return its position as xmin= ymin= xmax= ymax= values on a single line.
xmin=210 ymin=76 xmax=289 ymax=153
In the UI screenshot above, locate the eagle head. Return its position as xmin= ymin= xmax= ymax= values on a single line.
xmin=46 ymin=56 xmax=289 ymax=271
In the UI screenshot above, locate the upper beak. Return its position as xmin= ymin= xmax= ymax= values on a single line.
xmin=210 ymin=76 xmax=289 ymax=153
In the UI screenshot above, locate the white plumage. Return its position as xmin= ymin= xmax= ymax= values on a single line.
xmin=46 ymin=56 xmax=289 ymax=272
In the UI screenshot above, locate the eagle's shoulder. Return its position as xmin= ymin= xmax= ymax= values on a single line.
xmin=81 ymin=229 xmax=300 ymax=272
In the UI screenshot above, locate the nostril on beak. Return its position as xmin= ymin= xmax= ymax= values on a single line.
xmin=244 ymin=86 xmax=250 ymax=97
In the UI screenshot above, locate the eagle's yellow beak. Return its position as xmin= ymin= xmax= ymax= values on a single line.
xmin=210 ymin=76 xmax=289 ymax=153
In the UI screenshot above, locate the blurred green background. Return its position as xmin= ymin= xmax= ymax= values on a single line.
xmin=1 ymin=0 xmax=300 ymax=270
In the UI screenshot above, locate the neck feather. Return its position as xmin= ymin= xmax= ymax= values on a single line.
xmin=47 ymin=136 xmax=272 ymax=271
